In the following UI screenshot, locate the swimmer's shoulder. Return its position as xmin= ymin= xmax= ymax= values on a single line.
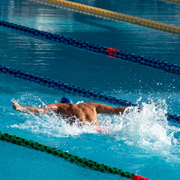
xmin=53 ymin=103 xmax=71 ymax=108
xmin=77 ymin=102 xmax=97 ymax=108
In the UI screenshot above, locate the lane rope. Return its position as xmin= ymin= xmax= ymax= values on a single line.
xmin=0 ymin=131 xmax=150 ymax=180
xmin=0 ymin=3 xmax=177 ymax=179
xmin=32 ymin=0 xmax=180 ymax=35
xmin=0 ymin=64 xmax=180 ymax=123
xmin=162 ymin=0 xmax=180 ymax=3
xmin=0 ymin=20 xmax=180 ymax=76
xmin=0 ymin=65 xmax=136 ymax=106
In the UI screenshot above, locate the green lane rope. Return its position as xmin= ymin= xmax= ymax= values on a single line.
xmin=0 ymin=131 xmax=150 ymax=179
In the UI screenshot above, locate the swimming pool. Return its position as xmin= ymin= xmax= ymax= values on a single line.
xmin=1 ymin=0 xmax=180 ymax=179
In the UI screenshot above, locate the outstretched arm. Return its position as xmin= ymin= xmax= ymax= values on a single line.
xmin=89 ymin=102 xmax=157 ymax=115
xmin=88 ymin=103 xmax=128 ymax=115
xmin=12 ymin=101 xmax=58 ymax=114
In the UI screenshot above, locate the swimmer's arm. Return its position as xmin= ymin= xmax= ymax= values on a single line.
xmin=88 ymin=103 xmax=128 ymax=115
xmin=12 ymin=101 xmax=58 ymax=114
xmin=90 ymin=102 xmax=157 ymax=115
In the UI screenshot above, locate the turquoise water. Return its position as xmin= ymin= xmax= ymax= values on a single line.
xmin=1 ymin=0 xmax=180 ymax=179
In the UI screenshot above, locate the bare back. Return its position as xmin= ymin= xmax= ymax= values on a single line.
xmin=12 ymin=101 xmax=127 ymax=126
xmin=55 ymin=103 xmax=98 ymax=125
xmin=55 ymin=102 xmax=126 ymax=125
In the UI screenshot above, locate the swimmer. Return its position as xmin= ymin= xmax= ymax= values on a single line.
xmin=11 ymin=97 xmax=130 ymax=126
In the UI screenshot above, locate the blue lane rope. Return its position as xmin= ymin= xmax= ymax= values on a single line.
xmin=0 ymin=65 xmax=179 ymax=123
xmin=0 ymin=20 xmax=180 ymax=76
xmin=0 ymin=65 xmax=136 ymax=106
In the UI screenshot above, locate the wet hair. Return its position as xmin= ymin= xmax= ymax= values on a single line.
xmin=60 ymin=97 xmax=73 ymax=104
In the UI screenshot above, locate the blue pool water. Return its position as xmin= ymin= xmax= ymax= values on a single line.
xmin=1 ymin=0 xmax=180 ymax=179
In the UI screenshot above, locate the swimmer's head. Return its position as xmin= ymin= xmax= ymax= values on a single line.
xmin=60 ymin=97 xmax=73 ymax=104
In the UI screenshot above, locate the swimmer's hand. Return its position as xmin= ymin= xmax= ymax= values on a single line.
xmin=12 ymin=101 xmax=24 ymax=112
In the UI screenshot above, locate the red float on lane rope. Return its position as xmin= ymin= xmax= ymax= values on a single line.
xmin=131 ymin=175 xmax=150 ymax=180
xmin=105 ymin=47 xmax=119 ymax=57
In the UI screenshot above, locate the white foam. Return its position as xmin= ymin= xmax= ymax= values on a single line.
xmin=11 ymin=107 xmax=97 ymax=137
xmin=97 ymin=100 xmax=180 ymax=160
xmin=10 ymin=99 xmax=180 ymax=159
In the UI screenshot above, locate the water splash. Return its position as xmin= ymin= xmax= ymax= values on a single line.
xmin=98 ymin=100 xmax=180 ymax=161
xmin=10 ymin=100 xmax=98 ymax=137
xmin=10 ymin=98 xmax=180 ymax=159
